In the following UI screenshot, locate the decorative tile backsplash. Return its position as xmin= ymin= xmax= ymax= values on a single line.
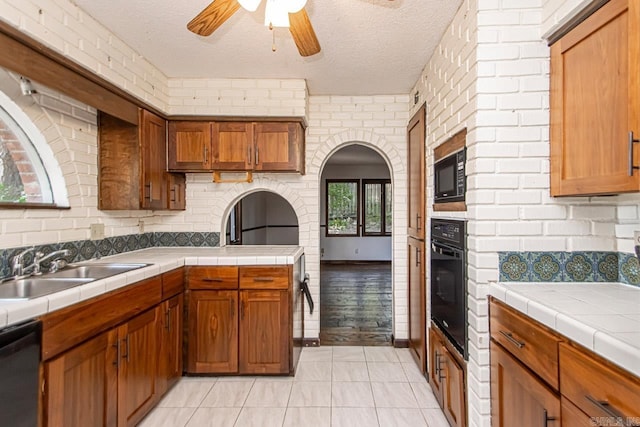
xmin=499 ymin=251 xmax=640 ymax=287
xmin=0 ymin=232 xmax=220 ymax=279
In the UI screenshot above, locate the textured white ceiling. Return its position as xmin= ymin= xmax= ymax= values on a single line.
xmin=71 ymin=0 xmax=462 ymax=95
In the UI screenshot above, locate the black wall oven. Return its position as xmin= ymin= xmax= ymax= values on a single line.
xmin=430 ymin=218 xmax=467 ymax=359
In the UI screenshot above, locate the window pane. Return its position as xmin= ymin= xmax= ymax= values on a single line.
xmin=0 ymin=105 xmax=53 ymax=204
xmin=385 ymin=183 xmax=392 ymax=234
xmin=328 ymin=181 xmax=358 ymax=235
xmin=364 ymin=183 xmax=382 ymax=234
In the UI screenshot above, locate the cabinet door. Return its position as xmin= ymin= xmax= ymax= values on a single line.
xmin=167 ymin=173 xmax=186 ymax=211
xmin=443 ymin=347 xmax=466 ymax=427
xmin=139 ymin=109 xmax=168 ymax=210
xmin=117 ymin=307 xmax=159 ymax=427
xmin=550 ymin=0 xmax=640 ymax=196
xmin=561 ymin=397 xmax=594 ymax=427
xmin=491 ymin=341 xmax=560 ymax=427
xmin=407 ymin=104 xmax=425 ymax=238
xmin=158 ymin=294 xmax=183 ymax=396
xmin=428 ymin=327 xmax=444 ymax=406
xmin=187 ymin=290 xmax=238 ymax=373
xmin=408 ymin=237 xmax=426 ymax=373
xmin=254 ymin=122 xmax=304 ymax=173
xmin=168 ymin=121 xmax=212 ymax=171
xmin=239 ymin=289 xmax=289 ymax=374
xmin=43 ymin=329 xmax=118 ymax=427
xmin=211 ymin=122 xmax=253 ymax=170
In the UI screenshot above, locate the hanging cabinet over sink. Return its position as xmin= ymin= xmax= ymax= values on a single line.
xmin=167 ymin=118 xmax=305 ymax=174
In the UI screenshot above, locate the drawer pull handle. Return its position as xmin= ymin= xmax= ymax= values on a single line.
xmin=543 ymin=409 xmax=557 ymax=426
xmin=203 ymin=278 xmax=224 ymax=282
xmin=585 ymin=395 xmax=631 ymax=426
xmin=253 ymin=277 xmax=274 ymax=282
xmin=499 ymin=330 xmax=525 ymax=349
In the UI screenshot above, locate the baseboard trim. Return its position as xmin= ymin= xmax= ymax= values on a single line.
xmin=393 ymin=338 xmax=410 ymax=348
xmin=320 ymin=260 xmax=392 ymax=265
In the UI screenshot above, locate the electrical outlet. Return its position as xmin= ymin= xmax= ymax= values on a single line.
xmin=138 ymin=219 xmax=145 ymax=234
xmin=90 ymin=223 xmax=105 ymax=240
xmin=355 ymin=248 xmax=359 ymax=254
xmin=635 ymin=230 xmax=640 ymax=246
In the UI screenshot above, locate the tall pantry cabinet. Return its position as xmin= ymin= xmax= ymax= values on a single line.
xmin=407 ymin=104 xmax=426 ymax=373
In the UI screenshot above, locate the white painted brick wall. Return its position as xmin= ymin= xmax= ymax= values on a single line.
xmin=167 ymin=78 xmax=307 ymax=117
xmin=0 ymin=0 xmax=170 ymax=111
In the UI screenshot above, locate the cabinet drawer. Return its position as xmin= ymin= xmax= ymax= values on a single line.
xmin=162 ymin=268 xmax=184 ymax=298
xmin=489 ymin=298 xmax=562 ymax=390
xmin=559 ymin=342 xmax=640 ymax=423
xmin=188 ymin=266 xmax=238 ymax=289
xmin=239 ymin=266 xmax=290 ymax=289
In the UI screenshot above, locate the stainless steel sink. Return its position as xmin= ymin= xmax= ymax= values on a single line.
xmin=0 ymin=263 xmax=150 ymax=300
xmin=51 ymin=263 xmax=149 ymax=279
xmin=0 ymin=278 xmax=94 ymax=301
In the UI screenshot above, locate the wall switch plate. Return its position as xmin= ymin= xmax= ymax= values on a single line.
xmin=634 ymin=231 xmax=640 ymax=246
xmin=90 ymin=223 xmax=105 ymax=240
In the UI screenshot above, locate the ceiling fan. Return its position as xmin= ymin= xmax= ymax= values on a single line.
xmin=187 ymin=0 xmax=394 ymax=58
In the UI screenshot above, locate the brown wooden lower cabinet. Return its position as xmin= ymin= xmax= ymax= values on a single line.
xmin=41 ymin=268 xmax=185 ymax=427
xmin=43 ymin=329 xmax=118 ymax=427
xmin=428 ymin=323 xmax=466 ymax=427
xmin=185 ymin=265 xmax=295 ymax=375
xmin=239 ymin=289 xmax=289 ymax=374
xmin=157 ymin=294 xmax=183 ymax=395
xmin=187 ymin=290 xmax=239 ymax=373
xmin=408 ymin=237 xmax=426 ymax=373
xmin=490 ymin=341 xmax=560 ymax=427
xmin=117 ymin=307 xmax=159 ymax=427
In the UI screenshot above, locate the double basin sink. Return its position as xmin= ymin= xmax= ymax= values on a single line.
xmin=0 ymin=263 xmax=150 ymax=301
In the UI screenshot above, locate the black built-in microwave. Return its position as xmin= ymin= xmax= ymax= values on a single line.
xmin=434 ymin=148 xmax=466 ymax=203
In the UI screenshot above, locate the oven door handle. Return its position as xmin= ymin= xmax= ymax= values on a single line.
xmin=431 ymin=244 xmax=461 ymax=258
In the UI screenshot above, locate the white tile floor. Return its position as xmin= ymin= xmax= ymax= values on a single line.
xmin=140 ymin=346 xmax=450 ymax=427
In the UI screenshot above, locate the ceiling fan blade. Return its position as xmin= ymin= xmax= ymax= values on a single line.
xmin=289 ymin=8 xmax=321 ymax=57
xmin=187 ymin=0 xmax=241 ymax=36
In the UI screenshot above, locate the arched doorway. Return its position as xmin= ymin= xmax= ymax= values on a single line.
xmin=224 ymin=191 xmax=299 ymax=245
xmin=319 ymin=144 xmax=393 ymax=346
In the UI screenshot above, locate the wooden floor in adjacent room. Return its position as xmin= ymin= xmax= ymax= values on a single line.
xmin=320 ymin=262 xmax=393 ymax=346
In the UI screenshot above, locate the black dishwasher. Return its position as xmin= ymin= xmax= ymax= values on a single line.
xmin=0 ymin=319 xmax=41 ymax=427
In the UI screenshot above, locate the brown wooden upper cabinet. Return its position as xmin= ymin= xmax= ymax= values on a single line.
xmin=550 ymin=0 xmax=640 ymax=196
xmin=168 ymin=120 xmax=305 ymax=174
xmin=167 ymin=121 xmax=212 ymax=171
xmin=99 ymin=109 xmax=186 ymax=211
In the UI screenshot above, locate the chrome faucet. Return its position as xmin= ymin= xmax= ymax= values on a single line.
xmin=24 ymin=249 xmax=71 ymax=275
xmin=11 ymin=247 xmax=35 ymax=277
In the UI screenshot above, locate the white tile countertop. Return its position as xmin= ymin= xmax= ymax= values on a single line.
xmin=489 ymin=282 xmax=640 ymax=378
xmin=0 ymin=245 xmax=304 ymax=329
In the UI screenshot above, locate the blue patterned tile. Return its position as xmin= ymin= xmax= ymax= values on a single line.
xmin=190 ymin=232 xmax=205 ymax=246
xmin=205 ymin=232 xmax=220 ymax=247
xmin=564 ymin=252 xmax=595 ymax=282
xmin=499 ymin=252 xmax=530 ymax=281
xmin=530 ymin=252 xmax=564 ymax=282
xmin=619 ymin=253 xmax=640 ymax=286
xmin=175 ymin=232 xmax=189 ymax=246
xmin=595 ymin=252 xmax=619 ymax=282
xmin=139 ymin=233 xmax=151 ymax=249
xmin=79 ymin=241 xmax=97 ymax=260
xmin=158 ymin=232 xmax=174 ymax=247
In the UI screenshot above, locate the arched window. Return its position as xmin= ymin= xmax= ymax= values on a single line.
xmin=0 ymin=82 xmax=67 ymax=208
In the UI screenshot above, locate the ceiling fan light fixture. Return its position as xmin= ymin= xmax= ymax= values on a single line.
xmin=264 ymin=0 xmax=291 ymax=28
xmin=237 ymin=0 xmax=262 ymax=12
xmin=287 ymin=0 xmax=307 ymax=13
